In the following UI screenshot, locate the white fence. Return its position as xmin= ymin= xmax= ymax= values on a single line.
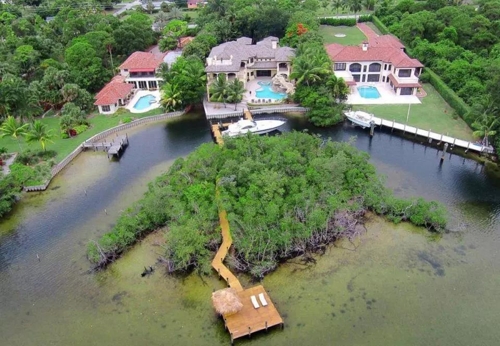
xmin=24 ymin=111 xmax=184 ymax=192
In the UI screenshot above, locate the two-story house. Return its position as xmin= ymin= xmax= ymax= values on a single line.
xmin=325 ymin=35 xmax=423 ymax=96
xmin=205 ymin=37 xmax=295 ymax=100
xmin=119 ymin=51 xmax=164 ymax=90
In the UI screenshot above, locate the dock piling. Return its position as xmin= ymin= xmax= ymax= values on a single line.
xmin=369 ymin=122 xmax=375 ymax=137
xmin=441 ymin=143 xmax=448 ymax=162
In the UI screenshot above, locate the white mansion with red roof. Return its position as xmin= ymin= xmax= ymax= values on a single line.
xmin=325 ymin=34 xmax=423 ymax=97
xmin=94 ymin=51 xmax=164 ymax=114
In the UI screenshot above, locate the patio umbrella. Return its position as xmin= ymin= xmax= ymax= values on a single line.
xmin=211 ymin=288 xmax=243 ymax=316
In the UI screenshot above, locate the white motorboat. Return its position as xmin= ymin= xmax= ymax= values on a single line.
xmin=344 ymin=110 xmax=375 ymax=128
xmin=221 ymin=119 xmax=286 ymax=137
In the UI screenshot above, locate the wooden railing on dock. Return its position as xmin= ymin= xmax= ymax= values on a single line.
xmin=367 ymin=116 xmax=494 ymax=154
xmin=23 ymin=110 xmax=185 ymax=192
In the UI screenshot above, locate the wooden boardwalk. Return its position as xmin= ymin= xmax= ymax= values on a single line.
xmin=363 ymin=115 xmax=494 ymax=154
xmin=212 ymin=203 xmax=283 ymax=343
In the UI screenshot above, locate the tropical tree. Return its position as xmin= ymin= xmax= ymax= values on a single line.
xmin=226 ymin=79 xmax=246 ymax=111
xmin=25 ymin=120 xmax=55 ymax=151
xmin=161 ymin=83 xmax=182 ymax=111
xmin=290 ymin=48 xmax=332 ymax=86
xmin=209 ymin=75 xmax=228 ymax=106
xmin=471 ymin=111 xmax=498 ymax=147
xmin=0 ymin=116 xmax=29 ymax=152
xmin=326 ymin=74 xmax=350 ymax=101
xmin=347 ymin=0 xmax=363 ymax=19
xmin=332 ymin=0 xmax=344 ymax=15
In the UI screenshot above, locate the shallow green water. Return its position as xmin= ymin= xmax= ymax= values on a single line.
xmin=1 ymin=113 xmax=499 ymax=345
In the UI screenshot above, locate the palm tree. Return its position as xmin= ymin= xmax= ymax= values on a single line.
xmin=0 ymin=116 xmax=29 ymax=152
xmin=290 ymin=52 xmax=332 ymax=86
xmin=161 ymin=83 xmax=182 ymax=111
xmin=472 ymin=112 xmax=498 ymax=148
xmin=25 ymin=120 xmax=55 ymax=151
xmin=332 ymin=0 xmax=344 ymax=15
xmin=209 ymin=75 xmax=228 ymax=107
xmin=226 ymin=79 xmax=246 ymax=111
xmin=348 ymin=0 xmax=363 ymax=20
xmin=326 ymin=75 xmax=350 ymax=101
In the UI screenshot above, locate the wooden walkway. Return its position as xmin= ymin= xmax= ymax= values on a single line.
xmin=361 ymin=115 xmax=494 ymax=154
xmin=211 ymin=210 xmax=243 ymax=291
xmin=212 ymin=184 xmax=283 ymax=343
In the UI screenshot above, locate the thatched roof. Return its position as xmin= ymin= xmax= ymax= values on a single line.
xmin=212 ymin=288 xmax=243 ymax=316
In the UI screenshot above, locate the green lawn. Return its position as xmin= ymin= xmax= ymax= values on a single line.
xmin=0 ymin=108 xmax=164 ymax=162
xmin=320 ymin=25 xmax=367 ymax=45
xmin=353 ymin=84 xmax=474 ymax=141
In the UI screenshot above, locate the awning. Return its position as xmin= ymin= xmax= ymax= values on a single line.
xmin=388 ymin=74 xmax=421 ymax=88
xmin=129 ymin=68 xmax=155 ymax=73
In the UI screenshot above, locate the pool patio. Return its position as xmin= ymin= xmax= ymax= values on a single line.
xmin=244 ymin=78 xmax=288 ymax=104
xmin=126 ymin=90 xmax=161 ymax=113
xmin=347 ymin=83 xmax=421 ymax=105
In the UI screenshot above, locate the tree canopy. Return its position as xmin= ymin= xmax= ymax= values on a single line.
xmin=88 ymin=132 xmax=447 ymax=276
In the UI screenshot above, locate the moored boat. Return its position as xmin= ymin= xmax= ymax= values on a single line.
xmin=344 ymin=110 xmax=375 ymax=128
xmin=221 ymin=119 xmax=286 ymax=137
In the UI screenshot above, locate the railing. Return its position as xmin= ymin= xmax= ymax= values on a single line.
xmin=23 ymin=110 xmax=185 ymax=192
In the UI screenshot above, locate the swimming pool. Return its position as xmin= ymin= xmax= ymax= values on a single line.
xmin=357 ymin=86 xmax=381 ymax=99
xmin=133 ymin=95 xmax=157 ymax=110
xmin=256 ymin=81 xmax=286 ymax=100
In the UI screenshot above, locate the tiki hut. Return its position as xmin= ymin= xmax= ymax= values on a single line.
xmin=211 ymin=288 xmax=243 ymax=316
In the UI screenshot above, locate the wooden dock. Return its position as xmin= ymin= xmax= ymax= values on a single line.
xmin=212 ymin=210 xmax=283 ymax=343
xmin=364 ymin=116 xmax=494 ymax=154
xmin=82 ymin=134 xmax=129 ymax=159
xmin=210 ymin=109 xmax=255 ymax=146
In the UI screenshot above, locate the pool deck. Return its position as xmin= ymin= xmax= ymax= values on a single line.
xmin=348 ymin=83 xmax=421 ymax=105
xmin=126 ymin=90 xmax=161 ymax=113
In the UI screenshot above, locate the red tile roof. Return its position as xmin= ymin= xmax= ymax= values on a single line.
xmin=178 ymin=36 xmax=194 ymax=48
xmin=388 ymin=74 xmax=421 ymax=88
xmin=119 ymin=51 xmax=163 ymax=71
xmin=325 ymin=35 xmax=423 ymax=68
xmin=94 ymin=80 xmax=133 ymax=106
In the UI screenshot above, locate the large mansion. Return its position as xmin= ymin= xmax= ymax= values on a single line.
xmin=205 ymin=37 xmax=295 ymax=97
xmin=326 ymin=35 xmax=423 ymax=96
xmin=94 ymin=51 xmax=164 ymax=114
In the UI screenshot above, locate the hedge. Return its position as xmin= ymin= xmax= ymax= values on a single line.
xmin=357 ymin=15 xmax=373 ymax=23
xmin=319 ymin=18 xmax=356 ymax=26
xmin=425 ymin=68 xmax=471 ymax=121
xmin=371 ymin=15 xmax=390 ymax=35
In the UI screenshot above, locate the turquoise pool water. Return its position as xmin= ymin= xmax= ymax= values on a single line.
xmin=133 ymin=95 xmax=156 ymax=110
xmin=357 ymin=86 xmax=381 ymax=99
xmin=256 ymin=81 xmax=286 ymax=100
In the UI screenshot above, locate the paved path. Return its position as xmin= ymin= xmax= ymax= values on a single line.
xmin=113 ymin=0 xmax=141 ymax=16
xmin=356 ymin=22 xmax=379 ymax=40
xmin=1 ymin=153 xmax=16 ymax=175
xmin=211 ymin=210 xmax=243 ymax=291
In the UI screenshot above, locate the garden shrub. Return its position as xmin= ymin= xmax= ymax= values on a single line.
xmin=371 ymin=15 xmax=390 ymax=34
xmin=357 ymin=15 xmax=372 ymax=23
xmin=319 ymin=18 xmax=356 ymax=26
xmin=73 ymin=124 xmax=89 ymax=135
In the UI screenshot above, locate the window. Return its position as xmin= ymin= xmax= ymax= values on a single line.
xmin=102 ymin=105 xmax=111 ymax=112
xmin=334 ymin=63 xmax=346 ymax=71
xmin=398 ymin=69 xmax=412 ymax=77
xmin=362 ymin=75 xmax=366 ymax=82
xmin=400 ymin=87 xmax=413 ymax=95
xmin=349 ymin=63 xmax=361 ymax=73
xmin=415 ymin=68 xmax=421 ymax=77
xmin=363 ymin=65 xmax=367 ymax=72
xmin=352 ymin=74 xmax=360 ymax=82
xmin=367 ymin=74 xmax=380 ymax=82
xmin=384 ymin=64 xmax=387 ymax=71
xmin=369 ymin=63 xmax=381 ymax=72
xmin=382 ymin=76 xmax=386 ymax=82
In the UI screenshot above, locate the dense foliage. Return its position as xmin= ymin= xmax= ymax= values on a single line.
xmin=88 ymin=133 xmax=446 ymax=277
xmin=375 ymin=0 xmax=500 ymax=151
xmin=0 ymin=1 xmax=156 ymax=120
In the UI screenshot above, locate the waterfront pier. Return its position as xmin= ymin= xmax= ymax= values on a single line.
xmin=82 ymin=134 xmax=129 ymax=159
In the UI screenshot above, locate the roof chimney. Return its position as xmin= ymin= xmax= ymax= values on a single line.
xmin=271 ymin=41 xmax=277 ymax=49
xmin=362 ymin=42 xmax=369 ymax=51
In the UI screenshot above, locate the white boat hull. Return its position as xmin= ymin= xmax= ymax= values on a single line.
xmin=222 ymin=119 xmax=286 ymax=137
xmin=344 ymin=111 xmax=375 ymax=128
